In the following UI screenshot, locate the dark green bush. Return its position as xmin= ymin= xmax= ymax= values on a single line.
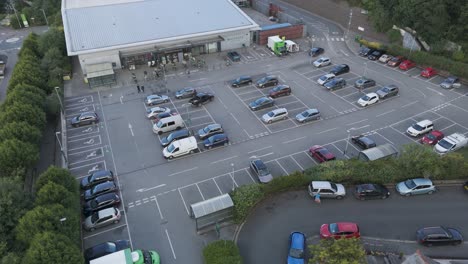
xmin=262 ymin=171 xmax=309 ymax=195
xmin=203 ymin=240 xmax=242 ymax=264
xmin=231 ymin=184 xmax=264 ymax=223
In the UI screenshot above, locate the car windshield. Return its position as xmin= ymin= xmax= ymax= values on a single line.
xmin=289 ymin=248 xmax=304 ymax=259
xmin=329 ymin=223 xmax=339 ymax=234
xmin=301 ymin=111 xmax=310 ymax=117
xmin=412 ymin=124 xmax=423 ymax=131
xmin=256 ymin=98 xmax=266 ymax=104
xmin=203 ymin=126 xmax=212 ymax=133
xmin=166 ymin=133 xmax=175 ymax=142
xmin=90 ymin=200 xmax=99 ymax=208
xmin=91 ymin=213 xmax=99 ymax=223
xmin=319 ymin=75 xmax=328 ymax=81
xmin=267 ymin=112 xmax=275 ymax=117
xmin=330 ymin=183 xmax=338 ymax=192
xmin=404 ymin=180 xmax=416 ymax=189
xmin=272 ymin=86 xmax=280 ymax=92
xmin=362 ymin=95 xmax=370 ymax=101
xmin=167 ymin=143 xmax=175 ymax=153
xmin=156 ymin=120 xmax=163 ymax=127
xmin=437 ymin=139 xmax=453 ymax=149
xmin=426 ymin=133 xmax=436 ymax=140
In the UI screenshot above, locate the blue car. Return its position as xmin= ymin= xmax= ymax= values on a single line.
xmin=204 ymin=134 xmax=229 ymax=149
xmin=288 ymin=232 xmax=306 ymax=264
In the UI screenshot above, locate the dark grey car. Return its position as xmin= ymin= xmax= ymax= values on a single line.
xmin=295 ymin=109 xmax=321 ymax=123
xmin=256 ymin=76 xmax=279 ymax=88
xmin=175 ymin=87 xmax=196 ymax=99
xmin=324 ymin=78 xmax=346 ymax=91
xmin=249 ymin=97 xmax=274 ymax=111
xmin=354 ymin=77 xmax=376 ymax=89
xmin=351 ymin=135 xmax=376 ymax=149
xmin=160 ymin=129 xmax=190 ymax=147
xmin=376 ymin=84 xmax=399 ymax=99
xmin=71 ymin=112 xmax=99 ymax=127
xmin=81 ymin=170 xmax=114 ymax=190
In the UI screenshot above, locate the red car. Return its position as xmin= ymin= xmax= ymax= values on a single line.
xmin=421 ymin=130 xmax=444 ymax=145
xmin=399 ymin=60 xmax=416 ymax=70
xmin=309 ymin=145 xmax=336 ymax=163
xmin=420 ymin=67 xmax=436 ymax=78
xmin=320 ymin=222 xmax=360 ymax=239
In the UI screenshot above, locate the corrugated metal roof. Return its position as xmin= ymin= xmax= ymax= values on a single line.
xmin=260 ymin=23 xmax=292 ymax=31
xmin=190 ymin=193 xmax=233 ymax=219
xmin=63 ymin=0 xmax=259 ymax=54
xmin=359 ymin=143 xmax=398 ymax=161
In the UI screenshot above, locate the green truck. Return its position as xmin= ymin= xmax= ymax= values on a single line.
xmin=267 ymin=35 xmax=287 ymax=56
xmin=90 ymin=249 xmax=160 ymax=264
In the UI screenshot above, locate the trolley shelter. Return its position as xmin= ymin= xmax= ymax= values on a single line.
xmin=358 ymin=143 xmax=398 ymax=161
xmin=190 ymin=194 xmax=234 ymax=231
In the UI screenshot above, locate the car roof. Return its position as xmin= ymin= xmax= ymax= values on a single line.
xmin=275 ymin=84 xmax=290 ymax=89
xmin=91 ymin=170 xmax=112 ymax=177
xmin=366 ymin=92 xmax=378 ymax=97
xmin=337 ymin=222 xmax=359 ymax=232
xmin=416 ymin=119 xmax=432 ymax=126
xmin=324 ymin=73 xmax=335 ymax=77
xmin=383 ymin=84 xmax=398 ymax=89
xmin=170 ymin=129 xmax=189 ymax=137
xmin=271 ymin=108 xmax=287 ymax=114
xmin=306 ymin=108 xmax=319 ymax=114
xmin=430 ymin=130 xmax=443 ymax=136
xmin=357 ymin=183 xmax=378 ymax=191
xmin=252 ymin=159 xmax=267 ymax=169
xmin=357 ymin=136 xmax=374 ymax=145
xmin=412 ymin=178 xmax=433 ymax=185
xmin=206 ymin=123 xmax=221 ymax=129
xmin=420 ymin=226 xmax=447 ymax=235
xmin=94 ymin=181 xmax=115 ymax=190
xmin=290 ymin=232 xmax=305 ymax=248
xmin=311 ymin=181 xmax=332 ymax=189
xmin=98 ymin=207 xmax=116 ymax=217
xmin=95 ymin=192 xmax=118 ymax=202
xmin=211 ymin=133 xmax=226 ymax=139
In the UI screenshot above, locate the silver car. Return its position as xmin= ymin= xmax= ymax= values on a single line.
xmin=395 ymin=178 xmax=436 ymax=196
xmin=146 ymin=107 xmax=170 ymax=119
xmin=308 ymin=181 xmax=346 ymax=199
xmin=83 ymin=207 xmax=121 ymax=231
xmin=295 ymin=109 xmax=321 ymax=123
xmin=145 ymin=94 xmax=169 ymax=106
xmin=261 ymin=108 xmax=288 ymax=124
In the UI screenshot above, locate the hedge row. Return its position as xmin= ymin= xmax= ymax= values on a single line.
xmin=203 ymin=240 xmax=242 ymax=264
xmin=232 ymin=144 xmax=468 ymax=223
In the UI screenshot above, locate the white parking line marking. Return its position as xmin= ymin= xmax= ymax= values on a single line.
xmin=247 ymin=145 xmax=273 ymax=154
xmin=290 ymin=155 xmax=304 ymax=171
xmin=230 ymin=113 xmax=241 ymax=126
xmin=177 ymin=188 xmax=190 ymax=215
xmin=83 ymin=224 xmax=127 ymax=240
xmin=165 ymin=229 xmax=177 ymax=259
xmin=245 ymin=168 xmax=257 ymax=183
xmin=401 ymin=101 xmax=419 ymax=108
xmin=253 ymin=152 xmax=274 ymax=158
xmin=211 ymin=155 xmax=238 ymax=164
xmin=213 ymin=178 xmax=223 ymax=194
xmin=376 ymin=109 xmax=395 ymax=117
xmin=448 ymin=103 xmax=468 ymax=113
xmin=216 ymin=96 xmax=228 ymax=110
xmin=168 ymin=167 xmax=199 ymax=177
xmin=136 ymin=184 xmax=166 ymax=193
xmin=282 ymin=136 xmax=306 ymax=144
xmin=276 ymin=160 xmax=289 ymax=175
xmin=426 ymin=86 xmax=445 ymax=96
xmin=317 ymin=127 xmax=337 ymax=134
xmin=153 ymin=196 xmax=164 ymax=220
xmin=439 ymin=123 xmax=456 ymax=131
xmin=196 ymin=183 xmax=205 ymax=200
xmin=346 ymin=119 xmax=368 ymax=126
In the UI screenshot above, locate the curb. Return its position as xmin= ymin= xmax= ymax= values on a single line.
xmin=233 ymin=221 xmax=246 ymax=244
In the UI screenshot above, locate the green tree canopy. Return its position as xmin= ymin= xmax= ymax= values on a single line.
xmin=309 ymin=238 xmax=366 ymax=264
xmin=0 ymin=103 xmax=46 ymax=130
xmin=9 ymin=83 xmax=46 ymax=99
xmin=35 ymin=182 xmax=78 ymax=211
xmin=7 ymin=56 xmax=46 ymax=93
xmin=0 ymin=139 xmax=39 ymax=177
xmin=23 ymin=232 xmax=83 ymax=264
xmin=4 ymin=87 xmax=46 ymax=110
xmin=35 ymin=166 xmax=79 ymax=195
xmin=203 ymin=240 xmax=243 ymax=264
xmin=41 ymin=47 xmax=66 ymax=74
xmin=38 ymin=27 xmax=66 ymax=55
xmin=396 ymin=144 xmax=442 ymax=178
xmin=0 ymin=121 xmax=42 ymax=145
xmin=18 ymin=33 xmax=39 ymax=58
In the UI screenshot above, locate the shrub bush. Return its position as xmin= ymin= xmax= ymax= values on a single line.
xmin=203 ymin=240 xmax=242 ymax=264
xmin=231 ymin=184 xmax=264 ymax=223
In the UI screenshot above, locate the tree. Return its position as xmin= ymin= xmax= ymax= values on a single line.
xmin=8 ymin=83 xmax=46 ymax=99
xmin=18 ymin=33 xmax=39 ymax=58
xmin=7 ymin=56 xmax=46 ymax=93
xmin=35 ymin=166 xmax=79 ymax=195
xmin=203 ymin=240 xmax=243 ymax=264
xmin=0 ymin=121 xmax=42 ymax=145
xmin=38 ymin=27 xmax=66 ymax=55
xmin=309 ymin=238 xmax=366 ymax=264
xmin=23 ymin=232 xmax=83 ymax=264
xmin=0 ymin=139 xmax=39 ymax=177
xmin=35 ymin=182 xmax=78 ymax=211
xmin=4 ymin=87 xmax=46 ymax=110
xmin=0 ymin=103 xmax=46 ymax=130
xmin=396 ymin=144 xmax=442 ymax=178
xmin=41 ymin=47 xmax=66 ymax=73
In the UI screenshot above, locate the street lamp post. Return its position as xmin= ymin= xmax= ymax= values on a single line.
xmin=346 ymin=9 xmax=353 ymax=39
xmin=55 ymin=132 xmax=68 ymax=163
xmin=54 ymin=86 xmax=64 ymax=114
xmin=230 ymin=163 xmax=235 ymax=191
xmin=40 ymin=9 xmax=49 ymax=25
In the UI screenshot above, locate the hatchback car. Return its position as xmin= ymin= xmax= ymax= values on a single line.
xmin=368 ymin=50 xmax=385 ymax=60
xmin=83 ymin=207 xmax=121 ymax=231
xmin=175 ymin=87 xmax=196 ymax=99
xmin=309 ymin=47 xmax=324 ymax=57
xmin=440 ymin=76 xmax=461 ymax=89
xmin=249 ymin=97 xmax=274 ymax=111
xmin=416 ymin=226 xmax=463 ymax=246
xmin=84 ymin=240 xmax=130 ymax=262
xmin=317 ymin=73 xmax=335 ymax=85
xmin=396 ymin=178 xmax=436 ymax=196
xmin=269 ymin=84 xmax=291 ymax=98
xmin=152 ymin=112 xmax=175 ymax=122
xmin=358 ymin=47 xmax=375 ymax=57
xmin=324 ymin=78 xmax=346 ymax=91
xmin=256 ymin=76 xmax=279 ymax=88
xmin=320 ymin=222 xmax=360 ymax=239
xmin=146 ymin=107 xmax=171 ymax=119
xmin=295 ymin=108 xmax=321 ymax=123
xmin=421 ymin=130 xmax=444 ymax=145
xmin=71 ymin=112 xmax=99 ymax=127
xmin=357 ymin=92 xmax=379 ymax=107
xmin=81 ymin=170 xmax=114 ymax=190
xmin=313 ymin=57 xmax=331 ymax=68
xmin=262 ymin=108 xmax=288 ymax=124
xmin=464 ymin=181 xmax=468 ymax=192
xmin=160 ymin=129 xmax=190 ymax=147
xmin=406 ymin=119 xmax=433 ymax=137
xmin=287 ymin=232 xmax=306 ymax=264
xmin=376 ymin=84 xmax=399 ymax=99
xmin=378 ymin=54 xmax=392 ymax=63
xmin=227 ymin=51 xmax=241 ymax=62
xmin=83 ymin=192 xmax=121 ymax=217
xmin=309 ymin=145 xmax=336 ymax=163
xmin=354 ymin=184 xmax=390 ymax=200
xmin=308 ymin=181 xmax=346 ymax=199
xmin=351 ymin=135 xmax=376 ymax=149
xmin=354 ymin=77 xmax=376 ymax=89
xmin=189 ymin=92 xmax=214 ymax=106
xmin=204 ymin=134 xmax=229 ymax=149
xmin=329 ymin=64 xmax=350 ymax=75
xmin=83 ymin=181 xmax=118 ymax=201
xmin=198 ymin=124 xmax=223 ymax=139
xmin=231 ymin=76 xmax=253 ymax=87
xmin=250 ymin=159 xmax=273 ymax=183
xmin=399 ymin=60 xmax=416 ymax=70
xmin=145 ymin=94 xmax=169 ymax=106
xmin=387 ymin=56 xmax=405 ymax=67
xmin=420 ymin=67 xmax=436 ymax=78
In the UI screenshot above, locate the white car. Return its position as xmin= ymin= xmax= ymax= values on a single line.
xmin=357 ymin=92 xmax=379 ymax=107
xmin=146 ymin=107 xmax=170 ymax=119
xmin=313 ymin=57 xmax=331 ymax=68
xmin=378 ymin=54 xmax=392 ymax=63
xmin=406 ymin=119 xmax=433 ymax=137
xmin=317 ymin=73 xmax=335 ymax=85
xmin=261 ymin=108 xmax=288 ymax=124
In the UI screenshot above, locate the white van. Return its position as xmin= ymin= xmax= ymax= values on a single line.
xmin=152 ymin=115 xmax=185 ymax=135
xmin=163 ymin=136 xmax=198 ymax=159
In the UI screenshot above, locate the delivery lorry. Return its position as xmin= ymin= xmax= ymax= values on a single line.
xmin=90 ymin=249 xmax=160 ymax=264
xmin=267 ymin=36 xmax=287 ymax=56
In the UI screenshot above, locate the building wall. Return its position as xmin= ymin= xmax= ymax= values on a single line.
xmin=220 ymin=30 xmax=251 ymax=50
xmin=257 ymin=24 xmax=304 ymax=45
xmin=79 ymin=50 xmax=121 ymax=74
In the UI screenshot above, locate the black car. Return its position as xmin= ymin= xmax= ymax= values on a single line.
xmin=464 ymin=181 xmax=468 ymax=192
xmin=175 ymin=87 xmax=196 ymax=99
xmin=309 ymin=47 xmax=324 ymax=57
xmin=83 ymin=192 xmax=121 ymax=217
xmin=83 ymin=181 xmax=118 ymax=201
xmin=416 ymin=226 xmax=463 ymax=246
xmin=160 ymin=129 xmax=190 ymax=147
xmin=204 ymin=134 xmax=229 ymax=149
xmin=256 ymin=76 xmax=279 ymax=88
xmin=71 ymin=112 xmax=99 ymax=127
xmin=351 ymin=135 xmax=376 ymax=149
xmin=84 ymin=240 xmax=130 ymax=262
xmin=227 ymin=51 xmax=241 ymax=62
xmin=358 ymin=46 xmax=375 ymax=57
xmin=329 ymin=64 xmax=350 ymax=75
xmin=324 ymin=78 xmax=346 ymax=91
xmin=368 ymin=50 xmax=385 ymax=60
xmin=81 ymin=170 xmax=114 ymax=190
xmin=354 ymin=184 xmax=390 ymax=200
xmin=249 ymin=97 xmax=274 ymax=111
xmin=231 ymin=76 xmax=252 ymax=87
xmin=189 ymin=92 xmax=214 ymax=106
xmin=376 ymin=84 xmax=399 ymax=99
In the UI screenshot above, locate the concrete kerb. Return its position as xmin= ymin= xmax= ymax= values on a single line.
xmin=60 ymin=111 xmax=69 ymax=169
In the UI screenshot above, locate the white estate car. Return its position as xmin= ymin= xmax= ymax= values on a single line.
xmin=406 ymin=119 xmax=434 ymax=137
xmin=313 ymin=57 xmax=331 ymax=68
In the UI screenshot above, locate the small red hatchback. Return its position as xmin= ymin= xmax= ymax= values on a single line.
xmin=421 ymin=130 xmax=444 ymax=145
xmin=320 ymin=222 xmax=360 ymax=239
xmin=399 ymin=60 xmax=416 ymax=70
xmin=420 ymin=67 xmax=437 ymax=78
xmin=309 ymin=145 xmax=336 ymax=163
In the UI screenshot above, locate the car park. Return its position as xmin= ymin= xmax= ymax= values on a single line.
xmin=145 ymin=94 xmax=169 ymax=106
xmin=399 ymin=60 xmax=416 ymax=70
xmin=354 ymin=184 xmax=390 ymax=200
xmin=189 ymin=92 xmax=214 ymax=106
xmin=204 ymin=134 xmax=229 ymax=149
xmin=329 ymin=64 xmax=350 ymax=75
xmin=440 ymin=76 xmax=461 ymax=89
xmin=396 ymin=178 xmax=436 ymax=196
xmin=420 ymin=67 xmax=437 ymax=78
xmin=416 ymin=226 xmax=463 ymax=246
xmin=309 ymin=145 xmax=336 ymax=163
xmin=163 ymin=136 xmax=198 ymax=159
xmin=227 ymin=51 xmax=241 ymax=62
xmin=376 ymin=84 xmax=399 ymax=99
xmin=308 ymin=181 xmax=346 ymax=199
xmin=256 ymin=75 xmax=279 ymax=88
xmin=358 ymin=46 xmax=374 ymax=57
xmin=287 ymin=232 xmax=306 ymax=264
xmin=71 ymin=112 xmax=99 ymax=127
xmin=83 ymin=192 xmax=121 ymax=217
xmin=351 ymin=135 xmax=376 ymax=149
xmin=81 ymin=170 xmax=114 ymax=190
xmin=368 ymin=50 xmax=385 ymax=60
xmin=146 ymin=107 xmax=171 ymax=119
xmin=198 ymin=124 xmax=224 ymax=139
xmin=261 ymin=108 xmax=288 ymax=124
xmin=269 ymin=84 xmax=291 ymax=98
xmin=406 ymin=119 xmax=433 ymax=137
xmin=320 ymin=222 xmax=360 ymax=239
xmin=387 ymin=56 xmax=405 ymax=67
xmin=354 ymin=77 xmax=376 ymax=89
xmin=357 ymin=92 xmax=379 ymax=107
xmin=324 ymin=78 xmax=346 ymax=91
xmin=175 ymin=87 xmax=196 ymax=99
xmin=295 ymin=108 xmax=321 ymax=123
xmin=317 ymin=73 xmax=335 ymax=85
xmin=313 ymin=57 xmax=331 ymax=67
xmin=231 ymin=76 xmax=253 ymax=87
xmin=378 ymin=54 xmax=392 ymax=63
xmin=249 ymin=97 xmax=274 ymax=111
xmin=309 ymin=47 xmax=324 ymax=57
xmin=84 ymin=181 xmax=118 ymax=201
xmin=420 ymin=130 xmax=444 ymax=145
xmin=160 ymin=129 xmax=191 ymax=147
xmin=250 ymin=159 xmax=273 ymax=183
xmin=83 ymin=207 xmax=121 ymax=231
xmin=84 ymin=240 xmax=130 ymax=262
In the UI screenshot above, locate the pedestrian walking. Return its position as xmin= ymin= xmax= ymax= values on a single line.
xmin=141 ymin=85 xmax=145 ymax=93
xmin=187 ymin=70 xmax=190 ymax=78
xmin=314 ymin=193 xmax=321 ymax=204
xmin=137 ymin=85 xmax=141 ymax=93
